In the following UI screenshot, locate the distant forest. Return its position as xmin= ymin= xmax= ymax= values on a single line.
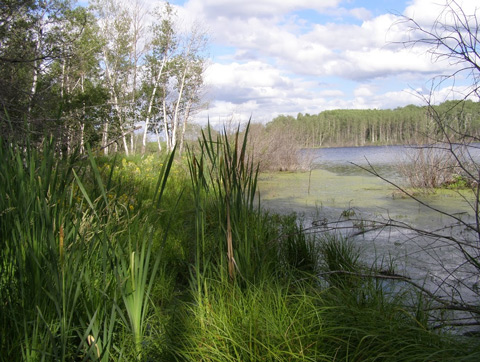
xmin=267 ymin=100 xmax=480 ymax=148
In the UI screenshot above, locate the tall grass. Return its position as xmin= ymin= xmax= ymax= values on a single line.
xmin=187 ymin=123 xmax=265 ymax=283
xmin=0 ymin=137 xmax=175 ymax=361
xmin=2 ymin=131 xmax=480 ymax=361
xmin=187 ymin=123 xmax=320 ymax=285
xmin=178 ymin=279 xmax=330 ymax=361
xmin=176 ymin=232 xmax=480 ymax=361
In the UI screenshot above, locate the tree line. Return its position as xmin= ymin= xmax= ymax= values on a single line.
xmin=268 ymin=100 xmax=480 ymax=148
xmin=0 ymin=0 xmax=207 ymax=155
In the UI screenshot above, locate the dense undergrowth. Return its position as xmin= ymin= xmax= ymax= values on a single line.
xmin=1 ymin=131 xmax=479 ymax=361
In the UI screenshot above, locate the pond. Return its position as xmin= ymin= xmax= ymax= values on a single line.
xmin=260 ymin=144 xmax=476 ymax=230
xmin=258 ymin=144 xmax=480 ymax=330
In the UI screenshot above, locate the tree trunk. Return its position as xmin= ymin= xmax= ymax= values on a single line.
xmin=155 ymin=127 xmax=162 ymax=152
xmin=171 ymin=64 xmax=188 ymax=151
xmin=142 ymin=58 xmax=166 ymax=154
xmin=104 ymin=54 xmax=129 ymax=156
xmin=103 ymin=122 xmax=109 ymax=155
xmin=80 ymin=122 xmax=85 ymax=154
xmin=163 ymin=96 xmax=171 ymax=151
xmin=179 ymin=99 xmax=192 ymax=155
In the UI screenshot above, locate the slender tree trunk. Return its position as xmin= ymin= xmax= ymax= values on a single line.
xmin=103 ymin=122 xmax=109 ymax=155
xmin=171 ymin=64 xmax=188 ymax=151
xmin=28 ymin=61 xmax=39 ymax=116
xmin=80 ymin=123 xmax=85 ymax=154
xmin=155 ymin=127 xmax=162 ymax=152
xmin=28 ymin=28 xmax=42 ymax=116
xmin=142 ymin=58 xmax=166 ymax=153
xmin=179 ymin=100 xmax=191 ymax=155
xmin=66 ymin=126 xmax=71 ymax=155
xmin=163 ymin=96 xmax=171 ymax=150
xmin=112 ymin=92 xmax=129 ymax=156
xmin=103 ymin=53 xmax=129 ymax=156
xmin=79 ymin=75 xmax=86 ymax=154
xmin=120 ymin=123 xmax=129 ymax=155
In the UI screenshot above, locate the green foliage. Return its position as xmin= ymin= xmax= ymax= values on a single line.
xmin=177 ymin=280 xmax=330 ymax=362
xmin=0 ymin=137 xmax=175 ymax=361
xmin=187 ymin=122 xmax=264 ymax=283
xmin=319 ymin=235 xmax=363 ymax=289
xmin=2 ymin=136 xmax=480 ymax=360
xmin=442 ymin=174 xmax=474 ymax=189
xmin=268 ymin=100 xmax=480 ymax=148
xmin=0 ymin=1 xmax=108 ymax=148
xmin=1 ymin=0 xmax=207 ymax=155
xmin=174 ymin=271 xmax=480 ymax=362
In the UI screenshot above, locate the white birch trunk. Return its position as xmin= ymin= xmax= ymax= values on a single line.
xmin=103 ymin=122 xmax=109 ymax=155
xmin=142 ymin=57 xmax=166 ymax=153
xmin=155 ymin=127 xmax=162 ymax=152
xmin=103 ymin=52 xmax=129 ymax=156
xmin=171 ymin=64 xmax=188 ymax=151
xmin=163 ymin=96 xmax=171 ymax=150
xmin=80 ymin=123 xmax=85 ymax=154
xmin=179 ymin=99 xmax=192 ymax=155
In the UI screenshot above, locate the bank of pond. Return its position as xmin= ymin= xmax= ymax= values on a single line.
xmin=1 ymin=136 xmax=480 ymax=361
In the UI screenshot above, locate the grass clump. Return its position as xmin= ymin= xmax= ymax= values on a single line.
xmin=176 ymin=279 xmax=329 ymax=362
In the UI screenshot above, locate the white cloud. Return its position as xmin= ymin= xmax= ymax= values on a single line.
xmin=140 ymin=0 xmax=479 ymax=124
xmin=200 ymin=60 xmax=323 ymax=124
xmin=349 ymin=7 xmax=373 ymax=21
xmin=200 ymin=8 xmax=457 ymax=82
xmin=354 ymin=86 xmax=375 ymax=98
xmin=404 ymin=0 xmax=479 ymax=26
xmin=184 ymin=0 xmax=341 ymax=19
xmin=204 ymin=61 xmax=296 ymax=102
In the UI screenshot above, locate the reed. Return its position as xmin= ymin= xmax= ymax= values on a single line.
xmin=116 ymin=231 xmax=161 ymax=360
xmin=0 ymin=137 xmax=175 ymax=361
xmin=2 ymin=132 xmax=479 ymax=360
xmin=187 ymin=122 xmax=265 ymax=284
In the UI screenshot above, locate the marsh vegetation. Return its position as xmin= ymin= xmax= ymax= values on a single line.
xmin=2 ymin=0 xmax=480 ymax=360
xmin=2 ymin=127 xmax=480 ymax=361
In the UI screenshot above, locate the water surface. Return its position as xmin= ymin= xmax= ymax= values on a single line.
xmin=258 ymin=144 xmax=480 ymax=325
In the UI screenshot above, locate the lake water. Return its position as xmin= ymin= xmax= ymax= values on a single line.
xmin=258 ymin=144 xmax=480 ymax=332
xmin=304 ymin=144 xmax=410 ymax=165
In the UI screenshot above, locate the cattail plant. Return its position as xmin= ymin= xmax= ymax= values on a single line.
xmin=187 ymin=122 xmax=262 ymax=284
xmin=0 ymin=135 xmax=176 ymax=361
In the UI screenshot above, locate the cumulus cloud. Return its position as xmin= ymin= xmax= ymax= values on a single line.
xmin=403 ymin=0 xmax=479 ymax=26
xmin=199 ymin=60 xmax=324 ymax=124
xmin=184 ymin=0 xmax=341 ymax=19
xmin=349 ymin=7 xmax=373 ymax=21
xmin=161 ymin=0 xmax=479 ymax=123
xmin=204 ymin=61 xmax=295 ymax=102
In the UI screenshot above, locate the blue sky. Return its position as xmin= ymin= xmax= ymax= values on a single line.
xmin=140 ymin=0 xmax=477 ymax=125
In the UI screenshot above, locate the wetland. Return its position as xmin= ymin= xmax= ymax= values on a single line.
xmin=258 ymin=145 xmax=480 ymax=308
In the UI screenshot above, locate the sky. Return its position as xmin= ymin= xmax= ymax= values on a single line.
xmin=142 ymin=0 xmax=478 ymax=125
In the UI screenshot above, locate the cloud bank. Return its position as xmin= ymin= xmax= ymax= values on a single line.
xmin=162 ymin=0 xmax=478 ymax=125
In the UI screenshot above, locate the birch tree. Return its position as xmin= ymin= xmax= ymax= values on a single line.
xmin=141 ymin=3 xmax=177 ymax=154
xmin=92 ymin=0 xmax=134 ymax=155
xmin=50 ymin=6 xmax=108 ymax=154
xmin=170 ymin=24 xmax=207 ymax=153
xmin=141 ymin=4 xmax=208 ymax=154
xmin=125 ymin=0 xmax=147 ymax=154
